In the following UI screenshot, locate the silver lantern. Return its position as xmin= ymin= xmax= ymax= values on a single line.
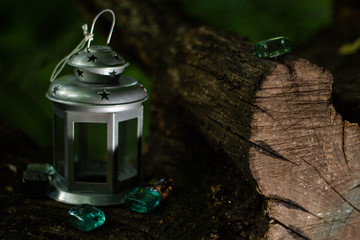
xmin=46 ymin=9 xmax=148 ymax=205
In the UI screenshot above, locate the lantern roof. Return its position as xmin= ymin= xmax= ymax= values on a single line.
xmin=46 ymin=75 xmax=147 ymax=106
xmin=68 ymin=45 xmax=127 ymax=69
xmin=46 ymin=9 xmax=148 ymax=107
xmin=67 ymin=45 xmax=129 ymax=84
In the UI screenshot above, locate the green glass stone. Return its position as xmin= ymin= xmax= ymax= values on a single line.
xmin=27 ymin=163 xmax=55 ymax=175
xmin=254 ymin=36 xmax=291 ymax=58
xmin=124 ymin=187 xmax=162 ymax=213
xmin=67 ymin=204 xmax=105 ymax=232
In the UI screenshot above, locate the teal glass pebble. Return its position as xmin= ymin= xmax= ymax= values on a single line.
xmin=67 ymin=204 xmax=105 ymax=232
xmin=124 ymin=187 xmax=162 ymax=213
xmin=254 ymin=36 xmax=291 ymax=58
xmin=27 ymin=163 xmax=55 ymax=176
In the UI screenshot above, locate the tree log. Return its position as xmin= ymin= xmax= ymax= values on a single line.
xmin=250 ymin=60 xmax=360 ymax=239
xmin=0 ymin=0 xmax=351 ymax=239
xmin=74 ymin=0 xmax=360 ymax=239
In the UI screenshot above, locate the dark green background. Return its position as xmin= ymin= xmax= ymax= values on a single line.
xmin=0 ymin=0 xmax=332 ymax=145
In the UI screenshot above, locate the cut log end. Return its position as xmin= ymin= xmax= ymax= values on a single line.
xmin=250 ymin=58 xmax=360 ymax=239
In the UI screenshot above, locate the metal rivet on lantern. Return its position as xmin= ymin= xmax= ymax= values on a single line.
xmin=46 ymin=9 xmax=148 ymax=206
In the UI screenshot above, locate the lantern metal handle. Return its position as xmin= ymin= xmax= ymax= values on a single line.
xmin=87 ymin=9 xmax=115 ymax=48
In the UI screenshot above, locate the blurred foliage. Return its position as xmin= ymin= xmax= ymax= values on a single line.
xmin=0 ymin=0 xmax=151 ymax=146
xmin=180 ymin=0 xmax=332 ymax=44
xmin=0 ymin=0 xmax=85 ymax=145
xmin=0 ymin=0 xmax=332 ymax=145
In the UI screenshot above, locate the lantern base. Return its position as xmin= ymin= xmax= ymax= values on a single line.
xmin=48 ymin=181 xmax=128 ymax=206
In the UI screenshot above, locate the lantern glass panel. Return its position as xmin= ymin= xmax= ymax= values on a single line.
xmin=54 ymin=114 xmax=65 ymax=177
xmin=74 ymin=122 xmax=107 ymax=183
xmin=118 ymin=118 xmax=139 ymax=181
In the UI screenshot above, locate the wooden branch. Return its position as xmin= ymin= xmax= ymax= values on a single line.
xmin=76 ymin=1 xmax=360 ymax=239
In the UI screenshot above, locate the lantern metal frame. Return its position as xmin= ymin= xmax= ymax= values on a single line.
xmin=46 ymin=9 xmax=148 ymax=206
xmin=49 ymin=102 xmax=144 ymax=205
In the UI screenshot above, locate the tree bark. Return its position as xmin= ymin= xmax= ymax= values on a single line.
xmin=76 ymin=0 xmax=360 ymax=239
xmin=250 ymin=60 xmax=360 ymax=239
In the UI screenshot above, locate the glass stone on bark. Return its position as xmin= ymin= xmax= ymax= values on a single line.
xmin=124 ymin=187 xmax=162 ymax=213
xmin=67 ymin=204 xmax=105 ymax=232
xmin=27 ymin=163 xmax=55 ymax=175
xmin=254 ymin=36 xmax=291 ymax=58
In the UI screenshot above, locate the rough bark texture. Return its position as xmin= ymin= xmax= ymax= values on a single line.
xmin=78 ymin=0 xmax=360 ymax=239
xmin=73 ymin=1 xmax=360 ymax=239
xmin=2 ymin=0 xmax=360 ymax=239
xmin=296 ymin=22 xmax=360 ymax=125
xmin=250 ymin=60 xmax=360 ymax=239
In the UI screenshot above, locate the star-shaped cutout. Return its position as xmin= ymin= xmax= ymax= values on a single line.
xmin=77 ymin=68 xmax=83 ymax=77
xmin=98 ymin=89 xmax=110 ymax=101
xmin=52 ymin=85 xmax=60 ymax=95
xmin=88 ymin=54 xmax=97 ymax=62
xmin=109 ymin=70 xmax=117 ymax=78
